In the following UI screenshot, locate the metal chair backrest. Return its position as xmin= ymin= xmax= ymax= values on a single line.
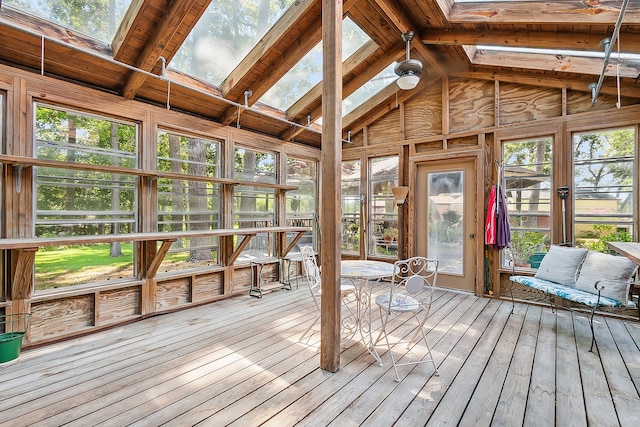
xmin=389 ymin=257 xmax=438 ymax=311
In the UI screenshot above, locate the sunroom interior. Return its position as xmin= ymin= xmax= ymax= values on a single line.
xmin=0 ymin=0 xmax=640 ymax=423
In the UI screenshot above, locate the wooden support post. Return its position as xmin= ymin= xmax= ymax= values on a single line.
xmin=10 ymin=247 xmax=38 ymax=300
xmin=320 ymin=0 xmax=342 ymax=373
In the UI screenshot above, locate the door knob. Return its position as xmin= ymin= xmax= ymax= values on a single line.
xmin=469 ymin=233 xmax=475 ymax=238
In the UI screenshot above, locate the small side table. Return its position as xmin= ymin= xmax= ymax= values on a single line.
xmin=280 ymin=253 xmax=304 ymax=289
xmin=250 ymin=259 xmax=291 ymax=298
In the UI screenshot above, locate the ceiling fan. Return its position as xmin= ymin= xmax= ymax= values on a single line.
xmin=394 ymin=31 xmax=422 ymax=90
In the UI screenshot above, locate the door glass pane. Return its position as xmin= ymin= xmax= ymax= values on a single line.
xmin=341 ymin=160 xmax=361 ymax=255
xmin=369 ymin=156 xmax=398 ymax=258
xmin=428 ymin=171 xmax=464 ymax=274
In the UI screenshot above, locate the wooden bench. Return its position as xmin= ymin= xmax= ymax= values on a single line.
xmin=509 ymin=244 xmax=638 ymax=351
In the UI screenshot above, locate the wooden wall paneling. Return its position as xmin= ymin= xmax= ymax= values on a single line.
xmin=156 ymin=277 xmax=191 ymax=310
xmin=449 ymin=79 xmax=495 ymax=133
xmin=30 ymin=295 xmax=94 ymax=340
xmin=414 ymin=139 xmax=446 ymax=154
xmin=99 ymin=287 xmax=140 ymax=324
xmin=499 ymin=83 xmax=562 ymax=124
xmin=366 ymin=108 xmax=401 ymax=145
xmin=193 ymin=272 xmax=224 ymax=301
xmin=566 ymin=90 xmax=624 ymax=115
xmin=404 ymin=84 xmax=442 ymax=140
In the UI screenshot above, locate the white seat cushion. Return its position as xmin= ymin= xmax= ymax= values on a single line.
xmin=375 ymin=294 xmax=420 ymax=312
xmin=574 ymin=251 xmax=637 ymax=304
xmin=534 ymin=245 xmax=588 ymax=287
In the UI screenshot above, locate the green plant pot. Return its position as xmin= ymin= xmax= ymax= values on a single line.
xmin=0 ymin=332 xmax=25 ymax=364
xmin=528 ymin=252 xmax=546 ymax=269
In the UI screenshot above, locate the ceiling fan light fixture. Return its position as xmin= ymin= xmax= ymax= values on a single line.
xmin=397 ymin=72 xmax=420 ymax=90
xmin=395 ymin=31 xmax=423 ymax=90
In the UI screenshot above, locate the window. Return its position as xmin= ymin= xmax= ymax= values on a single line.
xmin=34 ymin=104 xmax=137 ymax=290
xmin=503 ymin=137 xmax=552 ymax=268
xmin=341 ymin=160 xmax=361 ymax=255
xmin=369 ymin=156 xmax=398 ymax=258
xmin=286 ymin=157 xmax=317 ymax=251
xmin=157 ymin=130 xmax=221 ymax=272
xmin=573 ymin=127 xmax=636 ymax=251
xmin=234 ymin=147 xmax=276 ymax=260
xmin=171 ymin=0 xmax=295 ymax=86
xmin=3 ymin=0 xmax=132 ymax=44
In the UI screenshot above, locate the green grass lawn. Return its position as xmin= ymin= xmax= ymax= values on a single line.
xmin=34 ymin=243 xmax=200 ymax=290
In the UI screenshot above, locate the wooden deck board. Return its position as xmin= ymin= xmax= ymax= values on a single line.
xmin=0 ymin=286 xmax=637 ymax=427
xmin=491 ymin=304 xmax=542 ymax=426
xmin=524 ymin=305 xmax=557 ymax=426
xmin=555 ymin=310 xmax=587 ymax=427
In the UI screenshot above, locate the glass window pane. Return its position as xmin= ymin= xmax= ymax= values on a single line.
xmin=157 ymin=130 xmax=221 ymax=271
xmin=4 ymin=0 xmax=132 ymax=44
xmin=573 ymin=127 xmax=636 ymax=251
xmin=502 ymin=137 xmax=552 ymax=268
xmin=428 ymin=171 xmax=464 ymax=274
xmin=170 ymin=0 xmax=295 ymax=86
xmin=234 ymin=147 xmax=276 ymax=184
xmin=286 ymin=157 xmax=317 ymax=251
xmin=369 ymin=156 xmax=398 ymax=258
xmin=35 ymin=104 xmax=137 ymax=169
xmin=234 ymin=146 xmax=276 ymax=260
xmin=34 ymin=105 xmax=138 ymax=291
xmin=341 ymin=160 xmax=361 ymax=255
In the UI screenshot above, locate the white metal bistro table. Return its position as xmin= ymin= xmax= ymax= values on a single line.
xmin=341 ymin=260 xmax=395 ymax=366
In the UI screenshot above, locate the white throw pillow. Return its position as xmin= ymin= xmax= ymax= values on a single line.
xmin=534 ymin=245 xmax=588 ymax=287
xmin=574 ymin=251 xmax=637 ymax=304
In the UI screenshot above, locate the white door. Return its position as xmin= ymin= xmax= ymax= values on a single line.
xmin=416 ymin=159 xmax=477 ymax=292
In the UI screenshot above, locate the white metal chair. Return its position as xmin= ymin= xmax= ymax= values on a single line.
xmin=299 ymin=246 xmax=355 ymax=342
xmin=374 ymin=256 xmax=440 ymax=382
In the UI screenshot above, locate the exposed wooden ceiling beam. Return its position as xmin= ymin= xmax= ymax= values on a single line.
xmin=374 ymin=0 xmax=446 ymax=77
xmin=473 ymin=49 xmax=640 ymax=78
xmin=447 ymin=1 xmax=640 ymax=24
xmin=111 ymin=0 xmax=147 ymax=59
xmin=420 ymin=29 xmax=640 ymax=53
xmin=119 ymin=0 xmax=205 ymax=99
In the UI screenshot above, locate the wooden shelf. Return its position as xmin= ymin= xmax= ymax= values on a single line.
xmin=0 ymin=155 xmax=298 ymax=191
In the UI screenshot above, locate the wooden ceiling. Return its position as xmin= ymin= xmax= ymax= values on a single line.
xmin=0 ymin=0 xmax=639 ymax=148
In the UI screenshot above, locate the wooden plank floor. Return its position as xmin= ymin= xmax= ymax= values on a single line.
xmin=1 ymin=286 xmax=639 ymax=426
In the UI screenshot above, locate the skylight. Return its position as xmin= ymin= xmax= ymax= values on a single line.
xmin=260 ymin=18 xmax=371 ymax=111
xmin=170 ymin=0 xmax=295 ymax=87
xmin=343 ymin=63 xmax=397 ymax=117
xmin=3 ymin=0 xmax=132 ymax=44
